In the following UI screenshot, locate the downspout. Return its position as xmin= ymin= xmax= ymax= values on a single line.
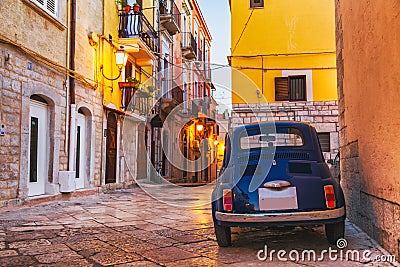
xmin=65 ymin=0 xmax=70 ymax=154
xmin=261 ymin=56 xmax=264 ymax=94
xmin=68 ymin=0 xmax=77 ymax=171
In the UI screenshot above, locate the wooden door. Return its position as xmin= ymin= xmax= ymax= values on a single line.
xmin=106 ymin=112 xmax=117 ymax=184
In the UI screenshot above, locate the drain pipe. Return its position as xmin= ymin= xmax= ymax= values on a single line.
xmin=68 ymin=0 xmax=77 ymax=171
xmin=60 ymin=0 xmax=77 ymax=193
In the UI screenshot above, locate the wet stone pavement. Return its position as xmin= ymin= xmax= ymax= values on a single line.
xmin=0 ymin=186 xmax=397 ymax=266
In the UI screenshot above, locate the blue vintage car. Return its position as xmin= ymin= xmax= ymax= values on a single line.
xmin=212 ymin=121 xmax=346 ymax=246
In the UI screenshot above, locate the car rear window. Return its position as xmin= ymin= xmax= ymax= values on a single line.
xmin=240 ymin=127 xmax=304 ymax=149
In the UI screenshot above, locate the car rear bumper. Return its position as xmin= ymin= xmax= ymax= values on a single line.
xmin=215 ymin=206 xmax=345 ymax=223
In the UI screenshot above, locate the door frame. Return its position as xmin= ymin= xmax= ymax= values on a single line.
xmin=75 ymin=113 xmax=87 ymax=189
xmin=28 ymin=100 xmax=48 ymax=196
xmin=105 ymin=112 xmax=118 ymax=184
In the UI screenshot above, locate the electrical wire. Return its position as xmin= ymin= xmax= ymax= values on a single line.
xmin=230 ymin=51 xmax=336 ymax=58
xmin=231 ymin=8 xmax=254 ymax=54
xmin=0 ymin=34 xmax=97 ymax=89
xmin=113 ymin=41 xmax=229 ymax=72
xmin=232 ymin=65 xmax=337 ymax=70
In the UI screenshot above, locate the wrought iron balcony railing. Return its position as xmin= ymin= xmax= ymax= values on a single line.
xmin=181 ymin=32 xmax=197 ymax=60
xmin=160 ymin=0 xmax=181 ymax=35
xmin=197 ymin=49 xmax=203 ymax=62
xmin=118 ymin=11 xmax=158 ymax=53
xmin=204 ymin=62 xmax=212 ymax=81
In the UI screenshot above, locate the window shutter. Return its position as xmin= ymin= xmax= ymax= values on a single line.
xmin=275 ymin=77 xmax=289 ymax=101
xmin=32 ymin=0 xmax=58 ymax=16
xmin=47 ymin=0 xmax=56 ymax=15
xmin=318 ymin=133 xmax=331 ymax=152
xmin=250 ymin=0 xmax=264 ymax=8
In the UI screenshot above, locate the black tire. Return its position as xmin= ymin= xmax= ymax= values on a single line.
xmin=214 ymin=225 xmax=231 ymax=247
xmin=325 ymin=220 xmax=345 ymax=245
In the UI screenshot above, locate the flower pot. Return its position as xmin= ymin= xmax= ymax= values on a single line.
xmin=133 ymin=5 xmax=140 ymax=13
xmin=123 ymin=5 xmax=131 ymax=12
xmin=118 ymin=82 xmax=138 ymax=88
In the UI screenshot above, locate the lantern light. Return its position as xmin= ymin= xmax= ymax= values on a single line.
xmin=196 ymin=124 xmax=204 ymax=132
xmin=100 ymin=46 xmax=128 ymax=81
xmin=115 ymin=48 xmax=128 ymax=70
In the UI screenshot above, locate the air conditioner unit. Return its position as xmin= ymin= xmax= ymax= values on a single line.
xmin=59 ymin=171 xmax=76 ymax=193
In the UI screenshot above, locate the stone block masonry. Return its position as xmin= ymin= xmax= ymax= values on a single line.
xmin=0 ymin=42 xmax=103 ymax=206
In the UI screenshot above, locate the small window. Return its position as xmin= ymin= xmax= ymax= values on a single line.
xmin=318 ymin=133 xmax=331 ymax=152
xmin=275 ymin=75 xmax=306 ymax=101
xmin=29 ymin=117 xmax=39 ymax=183
xmin=250 ymin=0 xmax=264 ymax=8
xmin=75 ymin=126 xmax=81 ymax=178
xmin=31 ymin=0 xmax=58 ymax=17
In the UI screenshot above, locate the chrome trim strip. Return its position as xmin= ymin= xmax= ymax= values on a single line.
xmin=215 ymin=207 xmax=345 ymax=223
xmin=263 ymin=180 xmax=291 ymax=188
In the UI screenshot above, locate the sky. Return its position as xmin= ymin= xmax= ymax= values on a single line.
xmin=196 ymin=0 xmax=232 ymax=112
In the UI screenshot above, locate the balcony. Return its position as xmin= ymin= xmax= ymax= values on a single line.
xmin=197 ymin=49 xmax=203 ymax=62
xmin=204 ymin=62 xmax=212 ymax=82
xmin=118 ymin=11 xmax=158 ymax=65
xmin=121 ymin=85 xmax=153 ymax=116
xmin=192 ymin=98 xmax=214 ymax=118
xmin=160 ymin=0 xmax=181 ymax=35
xmin=172 ymin=82 xmax=183 ymax=104
xmin=181 ymin=32 xmax=197 ymax=60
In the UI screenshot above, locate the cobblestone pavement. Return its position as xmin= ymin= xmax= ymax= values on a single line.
xmin=0 ymin=186 xmax=397 ymax=266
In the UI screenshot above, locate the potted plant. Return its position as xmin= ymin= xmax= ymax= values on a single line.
xmin=133 ymin=3 xmax=141 ymax=13
xmin=119 ymin=77 xmax=141 ymax=89
xmin=117 ymin=0 xmax=131 ymax=12
xmin=144 ymin=85 xmax=156 ymax=93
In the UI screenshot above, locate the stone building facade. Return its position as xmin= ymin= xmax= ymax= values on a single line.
xmin=0 ymin=0 xmax=214 ymax=206
xmin=336 ymin=0 xmax=400 ymax=259
xmin=0 ymin=0 xmax=113 ymax=206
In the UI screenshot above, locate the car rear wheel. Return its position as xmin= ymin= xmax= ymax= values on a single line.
xmin=325 ymin=220 xmax=345 ymax=245
xmin=214 ymin=225 xmax=231 ymax=247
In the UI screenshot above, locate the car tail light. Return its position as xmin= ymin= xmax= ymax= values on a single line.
xmin=324 ymin=185 xmax=336 ymax=209
xmin=223 ymin=189 xmax=233 ymax=211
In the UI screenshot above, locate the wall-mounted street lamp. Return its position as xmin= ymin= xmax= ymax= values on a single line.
xmin=100 ymin=47 xmax=128 ymax=81
xmin=196 ymin=124 xmax=204 ymax=132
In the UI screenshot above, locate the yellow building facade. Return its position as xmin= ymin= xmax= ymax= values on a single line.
xmin=230 ymin=0 xmax=339 ymax=160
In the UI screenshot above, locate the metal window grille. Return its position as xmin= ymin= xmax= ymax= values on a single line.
xmin=275 ymin=75 xmax=306 ymax=101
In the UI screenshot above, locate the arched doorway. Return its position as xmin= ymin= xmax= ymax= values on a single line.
xmin=106 ymin=112 xmax=117 ymax=183
xmin=75 ymin=109 xmax=87 ymax=189
xmin=28 ymin=95 xmax=48 ymax=196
